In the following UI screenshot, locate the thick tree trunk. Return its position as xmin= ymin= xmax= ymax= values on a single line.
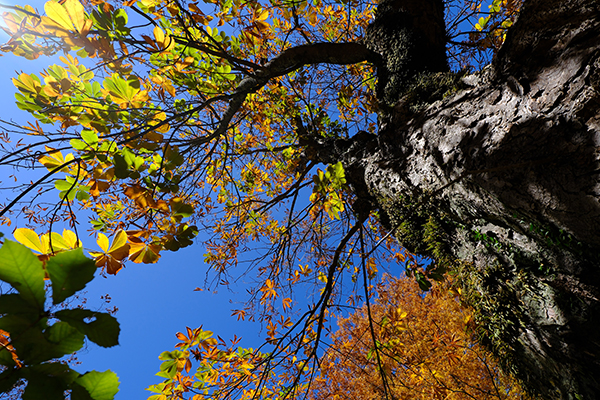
xmin=319 ymin=0 xmax=600 ymax=398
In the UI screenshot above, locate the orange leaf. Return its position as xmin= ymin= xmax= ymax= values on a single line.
xmin=128 ymin=236 xmax=161 ymax=263
xmin=282 ymin=297 xmax=292 ymax=312
xmin=106 ymin=257 xmax=125 ymax=275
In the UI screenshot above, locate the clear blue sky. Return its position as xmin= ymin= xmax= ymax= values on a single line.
xmin=0 ymin=2 xmax=263 ymax=398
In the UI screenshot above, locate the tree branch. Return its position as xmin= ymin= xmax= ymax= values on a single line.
xmin=204 ymin=43 xmax=379 ymax=141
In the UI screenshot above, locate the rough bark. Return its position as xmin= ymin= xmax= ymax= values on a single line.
xmin=312 ymin=0 xmax=600 ymax=398
xmin=364 ymin=0 xmax=448 ymax=105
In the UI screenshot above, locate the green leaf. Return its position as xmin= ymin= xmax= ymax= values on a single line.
xmin=0 ymin=314 xmax=39 ymax=339
xmin=103 ymin=74 xmax=139 ymax=104
xmin=121 ymin=147 xmax=135 ymax=167
xmin=55 ymin=179 xmax=75 ymax=191
xmin=70 ymin=139 xmax=89 ymax=150
xmin=0 ymin=347 xmax=16 ymax=367
xmin=0 ymin=369 xmax=20 ymax=393
xmin=98 ymin=141 xmax=117 ymax=153
xmin=158 ymin=360 xmax=177 ymax=379
xmin=171 ymin=199 xmax=194 ymax=218
xmin=22 ymin=369 xmax=66 ymax=400
xmin=81 ymin=130 xmax=98 ymax=145
xmin=112 ymin=153 xmax=129 ymax=179
xmin=0 ymin=293 xmax=40 ymax=316
xmin=71 ymin=382 xmax=95 ymax=400
xmin=46 ymin=248 xmax=96 ymax=305
xmin=415 ymin=272 xmax=432 ymax=291
xmin=0 ymin=241 xmax=46 ymax=310
xmin=76 ymin=189 xmax=91 ymax=201
xmin=60 ymin=188 xmax=78 ymax=202
xmin=74 ymin=370 xmax=119 ymax=400
xmin=164 ymin=145 xmax=183 ymax=170
xmin=158 ymin=350 xmax=176 ymax=360
xmin=10 ymin=326 xmax=51 ymax=364
xmin=55 ymin=309 xmax=120 ymax=348
xmin=9 ymin=320 xmax=84 ymax=364
xmin=29 ymin=362 xmax=79 ymax=384
xmin=45 ymin=321 xmax=85 ymax=356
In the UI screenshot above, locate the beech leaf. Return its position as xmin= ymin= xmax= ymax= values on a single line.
xmin=0 ymin=241 xmax=46 ymax=310
xmin=46 ymin=248 xmax=96 ymax=304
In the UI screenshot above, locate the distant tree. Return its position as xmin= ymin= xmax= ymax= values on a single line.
xmin=310 ymin=275 xmax=527 ymax=400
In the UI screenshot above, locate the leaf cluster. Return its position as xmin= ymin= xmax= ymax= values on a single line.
xmin=0 ymin=239 xmax=120 ymax=400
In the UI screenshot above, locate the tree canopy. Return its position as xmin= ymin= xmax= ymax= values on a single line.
xmin=3 ymin=0 xmax=582 ymax=397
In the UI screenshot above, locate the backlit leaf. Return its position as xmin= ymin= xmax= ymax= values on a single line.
xmin=0 ymin=241 xmax=46 ymax=310
xmin=44 ymin=0 xmax=74 ymax=31
xmin=13 ymin=228 xmax=45 ymax=254
xmin=46 ymin=248 xmax=97 ymax=304
xmin=128 ymin=237 xmax=160 ymax=264
xmin=74 ymin=370 xmax=120 ymax=400
xmin=96 ymin=233 xmax=110 ymax=253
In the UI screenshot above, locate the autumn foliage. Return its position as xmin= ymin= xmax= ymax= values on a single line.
xmin=311 ymin=276 xmax=528 ymax=400
xmin=0 ymin=0 xmax=521 ymax=277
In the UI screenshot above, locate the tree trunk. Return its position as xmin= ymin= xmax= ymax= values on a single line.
xmin=319 ymin=0 xmax=600 ymax=398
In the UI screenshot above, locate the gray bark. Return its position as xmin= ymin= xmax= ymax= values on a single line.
xmin=313 ymin=0 xmax=600 ymax=398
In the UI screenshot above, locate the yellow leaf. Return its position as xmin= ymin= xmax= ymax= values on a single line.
xmin=153 ymin=25 xmax=174 ymax=51
xmin=62 ymin=229 xmax=80 ymax=248
xmin=106 ymin=257 xmax=124 ymax=274
xmin=13 ymin=228 xmax=45 ymax=253
xmin=256 ymin=9 xmax=268 ymax=21
xmin=40 ymin=234 xmax=50 ymax=254
xmin=49 ymin=232 xmax=71 ymax=251
xmin=306 ymin=8 xmax=317 ymax=26
xmin=153 ymin=25 xmax=165 ymax=46
xmin=140 ymin=0 xmax=161 ymax=8
xmin=317 ymin=271 xmax=327 ymax=283
xmin=146 ymin=130 xmax=165 ymax=141
xmin=148 ymin=111 xmax=170 ymax=134
xmin=38 ymin=147 xmax=74 ymax=172
xmin=107 ymin=230 xmax=130 ymax=260
xmin=91 ymin=253 xmax=124 ymax=274
xmin=63 ymin=0 xmax=85 ymax=33
xmin=108 ymin=230 xmax=128 ymax=252
xmin=43 ymin=85 xmax=60 ymax=97
xmin=45 ymin=0 xmax=75 ymax=31
xmin=97 ymin=232 xmax=110 ymax=253
xmin=254 ymin=20 xmax=269 ymax=32
xmin=282 ymin=297 xmax=292 ymax=311
xmin=43 ymin=0 xmax=86 ymax=34
xmin=13 ymin=73 xmax=42 ymax=95
xmin=80 ymin=18 xmax=93 ymax=36
xmin=396 ymin=307 xmax=408 ymax=319
xmin=92 ymin=232 xmax=129 ymax=275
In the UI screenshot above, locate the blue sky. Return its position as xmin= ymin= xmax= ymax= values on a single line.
xmin=0 ymin=3 xmax=264 ymax=398
xmin=70 ymin=250 xmax=263 ymax=399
